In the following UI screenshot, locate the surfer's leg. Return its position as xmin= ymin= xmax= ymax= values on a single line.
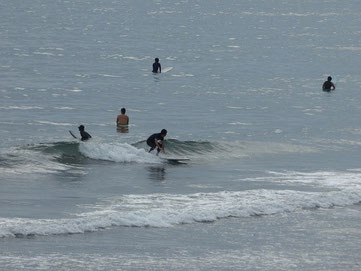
xmin=156 ymin=143 xmax=163 ymax=155
xmin=147 ymin=139 xmax=156 ymax=153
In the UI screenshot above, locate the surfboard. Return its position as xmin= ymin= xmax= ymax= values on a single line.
xmin=161 ymin=157 xmax=190 ymax=164
xmin=162 ymin=67 xmax=173 ymax=73
xmin=69 ymin=130 xmax=78 ymax=139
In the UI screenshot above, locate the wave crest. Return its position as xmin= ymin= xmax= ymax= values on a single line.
xmin=79 ymin=141 xmax=160 ymax=163
xmin=1 ymin=188 xmax=361 ymax=238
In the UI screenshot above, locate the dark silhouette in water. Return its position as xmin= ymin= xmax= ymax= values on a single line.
xmin=152 ymin=58 xmax=161 ymax=73
xmin=78 ymin=125 xmax=91 ymax=141
xmin=322 ymin=76 xmax=336 ymax=91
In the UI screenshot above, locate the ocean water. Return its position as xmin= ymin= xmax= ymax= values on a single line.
xmin=1 ymin=0 xmax=361 ymax=270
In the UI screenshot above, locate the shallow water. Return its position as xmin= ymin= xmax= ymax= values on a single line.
xmin=1 ymin=0 xmax=361 ymax=270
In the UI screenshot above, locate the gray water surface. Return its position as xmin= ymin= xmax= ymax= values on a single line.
xmin=1 ymin=0 xmax=361 ymax=270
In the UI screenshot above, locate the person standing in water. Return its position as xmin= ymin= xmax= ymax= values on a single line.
xmin=78 ymin=125 xmax=92 ymax=141
xmin=152 ymin=58 xmax=161 ymax=73
xmin=322 ymin=76 xmax=336 ymax=91
xmin=147 ymin=129 xmax=167 ymax=155
xmin=116 ymin=108 xmax=129 ymax=126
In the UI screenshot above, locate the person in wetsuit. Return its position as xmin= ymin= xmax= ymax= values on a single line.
xmin=152 ymin=58 xmax=161 ymax=73
xmin=322 ymin=76 xmax=336 ymax=91
xmin=78 ymin=125 xmax=92 ymax=141
xmin=147 ymin=129 xmax=167 ymax=155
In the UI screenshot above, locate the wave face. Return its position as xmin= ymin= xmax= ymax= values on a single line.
xmin=0 ymin=139 xmax=335 ymax=238
xmin=1 ymin=170 xmax=361 ymax=238
xmin=0 ymin=139 xmax=314 ymax=175
xmin=0 ymin=142 xmax=79 ymax=175
xmin=134 ymin=139 xmax=316 ymax=160
xmin=0 ymin=140 xmax=160 ymax=176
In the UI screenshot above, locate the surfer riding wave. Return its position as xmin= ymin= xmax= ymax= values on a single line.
xmin=147 ymin=129 xmax=167 ymax=155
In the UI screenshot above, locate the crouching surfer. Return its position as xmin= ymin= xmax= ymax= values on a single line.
xmin=147 ymin=129 xmax=167 ymax=155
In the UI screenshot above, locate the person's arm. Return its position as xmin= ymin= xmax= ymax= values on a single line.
xmin=161 ymin=140 xmax=165 ymax=154
xmin=154 ymin=139 xmax=166 ymax=154
xmin=116 ymin=116 xmax=119 ymax=125
xmin=126 ymin=116 xmax=129 ymax=125
xmin=331 ymin=83 xmax=336 ymax=90
xmin=154 ymin=138 xmax=161 ymax=149
xmin=159 ymin=63 xmax=161 ymax=73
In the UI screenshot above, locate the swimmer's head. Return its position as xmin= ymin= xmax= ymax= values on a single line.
xmin=121 ymin=108 xmax=126 ymax=114
xmin=155 ymin=58 xmax=159 ymax=62
xmin=328 ymin=76 xmax=332 ymax=81
xmin=78 ymin=125 xmax=85 ymax=131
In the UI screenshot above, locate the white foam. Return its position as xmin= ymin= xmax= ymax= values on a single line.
xmin=0 ymin=106 xmax=43 ymax=110
xmin=55 ymin=107 xmax=74 ymax=110
xmin=171 ymin=73 xmax=194 ymax=77
xmin=33 ymin=52 xmax=56 ymax=56
xmin=122 ymin=56 xmax=148 ymax=61
xmin=79 ymin=141 xmax=160 ymax=164
xmin=1 ymin=187 xmax=361 ymax=238
xmin=262 ymin=170 xmax=361 ymax=189
xmin=229 ymin=122 xmax=252 ymax=126
xmin=67 ymin=88 xmax=83 ymax=93
xmin=99 ymin=74 xmax=121 ymax=78
xmin=36 ymin=120 xmax=73 ymax=126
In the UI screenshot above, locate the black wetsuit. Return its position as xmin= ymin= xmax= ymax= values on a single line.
xmin=80 ymin=131 xmax=92 ymax=141
xmin=152 ymin=62 xmax=161 ymax=73
xmin=147 ymin=133 xmax=164 ymax=153
xmin=322 ymin=81 xmax=334 ymax=91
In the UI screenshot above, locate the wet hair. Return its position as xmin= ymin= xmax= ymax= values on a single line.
xmin=161 ymin=129 xmax=167 ymax=135
xmin=328 ymin=76 xmax=332 ymax=81
xmin=121 ymin=108 xmax=126 ymax=114
xmin=78 ymin=125 xmax=85 ymax=131
xmin=155 ymin=58 xmax=159 ymax=62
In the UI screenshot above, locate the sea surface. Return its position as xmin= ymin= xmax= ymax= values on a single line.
xmin=1 ymin=0 xmax=361 ymax=270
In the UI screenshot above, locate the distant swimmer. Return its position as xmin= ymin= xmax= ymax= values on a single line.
xmin=147 ymin=129 xmax=167 ymax=155
xmin=322 ymin=76 xmax=336 ymax=91
xmin=116 ymin=108 xmax=129 ymax=126
xmin=152 ymin=57 xmax=161 ymax=73
xmin=78 ymin=125 xmax=92 ymax=141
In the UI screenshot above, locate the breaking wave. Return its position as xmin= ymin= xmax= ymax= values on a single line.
xmin=0 ymin=139 xmax=315 ymax=175
xmin=1 ymin=163 xmax=361 ymax=238
xmin=79 ymin=141 xmax=159 ymax=163
xmin=1 ymin=185 xmax=361 ymax=238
